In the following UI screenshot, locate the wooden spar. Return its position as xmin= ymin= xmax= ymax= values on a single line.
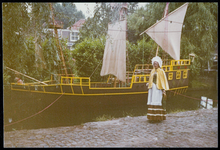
xmin=155 ymin=45 xmax=159 ymax=56
xmin=6 ymin=67 xmax=48 ymax=85
xmin=125 ymin=4 xmax=130 ymax=84
xmin=114 ymin=77 xmax=117 ymax=88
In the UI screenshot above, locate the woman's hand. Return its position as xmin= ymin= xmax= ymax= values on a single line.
xmin=163 ymin=90 xmax=166 ymax=96
xmin=146 ymin=83 xmax=149 ymax=87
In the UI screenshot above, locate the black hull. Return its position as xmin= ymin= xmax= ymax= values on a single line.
xmin=5 ymin=65 xmax=190 ymax=131
xmin=4 ymin=90 xmax=148 ymax=131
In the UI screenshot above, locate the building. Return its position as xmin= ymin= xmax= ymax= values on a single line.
xmin=43 ymin=19 xmax=85 ymax=50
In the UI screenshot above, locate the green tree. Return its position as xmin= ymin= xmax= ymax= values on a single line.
xmin=72 ymin=36 xmax=105 ymax=81
xmin=3 ymin=3 xmax=75 ymax=84
xmin=182 ymin=3 xmax=217 ymax=76
xmin=53 ymin=3 xmax=85 ymax=29
xmin=78 ymin=3 xmax=138 ymax=43
xmin=3 ymin=3 xmax=30 ymax=83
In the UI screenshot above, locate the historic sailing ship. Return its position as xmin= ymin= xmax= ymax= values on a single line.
xmin=10 ymin=3 xmax=191 ymax=99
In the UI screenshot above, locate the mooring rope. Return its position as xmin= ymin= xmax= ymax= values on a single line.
xmin=168 ymin=90 xmax=218 ymax=103
xmin=4 ymin=93 xmax=64 ymax=127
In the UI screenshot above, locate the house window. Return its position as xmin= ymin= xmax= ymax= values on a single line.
xmin=66 ymin=42 xmax=73 ymax=47
xmin=70 ymin=31 xmax=79 ymax=41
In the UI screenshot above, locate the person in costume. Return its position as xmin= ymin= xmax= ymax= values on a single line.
xmin=15 ymin=73 xmax=23 ymax=84
xmin=146 ymin=56 xmax=169 ymax=121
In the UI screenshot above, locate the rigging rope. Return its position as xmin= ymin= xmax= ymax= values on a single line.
xmin=4 ymin=93 xmax=64 ymax=127
xmin=78 ymin=52 xmax=94 ymax=71
xmin=90 ymin=61 xmax=102 ymax=78
xmin=142 ymin=33 xmax=144 ymax=66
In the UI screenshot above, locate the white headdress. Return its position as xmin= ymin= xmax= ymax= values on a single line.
xmin=151 ymin=56 xmax=162 ymax=68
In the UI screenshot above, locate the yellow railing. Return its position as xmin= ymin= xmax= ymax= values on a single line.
xmin=133 ymin=64 xmax=153 ymax=75
xmin=171 ymin=59 xmax=190 ymax=66
xmin=132 ymin=74 xmax=150 ymax=83
xmin=134 ymin=59 xmax=191 ymax=72
xmin=61 ymin=76 xmax=90 ymax=86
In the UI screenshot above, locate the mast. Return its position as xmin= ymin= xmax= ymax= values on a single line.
xmin=114 ymin=3 xmax=128 ymax=87
xmin=49 ymin=3 xmax=68 ymax=77
xmin=121 ymin=3 xmax=129 ymax=85
xmin=155 ymin=3 xmax=169 ymax=57
xmin=124 ymin=3 xmax=130 ymax=84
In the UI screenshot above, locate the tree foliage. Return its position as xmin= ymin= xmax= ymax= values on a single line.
xmin=53 ymin=3 xmax=85 ymax=29
xmin=3 ymin=3 xmax=30 ymax=83
xmin=3 ymin=2 xmax=217 ymax=85
xmin=78 ymin=3 xmax=138 ymax=44
xmin=3 ymin=3 xmax=76 ymax=84
xmin=128 ymin=2 xmax=217 ymax=79
xmin=72 ymin=36 xmax=105 ymax=81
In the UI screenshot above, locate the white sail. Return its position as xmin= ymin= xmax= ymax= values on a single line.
xmin=100 ymin=20 xmax=126 ymax=82
xmin=140 ymin=3 xmax=188 ymax=60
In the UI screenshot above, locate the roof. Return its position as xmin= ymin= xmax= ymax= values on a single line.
xmin=68 ymin=19 xmax=85 ymax=30
xmin=43 ymin=20 xmax=64 ymax=29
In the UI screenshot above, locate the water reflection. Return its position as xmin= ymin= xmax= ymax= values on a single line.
xmin=4 ymin=88 xmax=218 ymax=132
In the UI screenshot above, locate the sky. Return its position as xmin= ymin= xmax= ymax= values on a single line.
xmin=74 ymin=3 xmax=147 ymax=19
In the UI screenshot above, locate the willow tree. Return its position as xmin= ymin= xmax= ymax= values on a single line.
xmin=3 ymin=3 xmax=78 ymax=84
xmin=3 ymin=3 xmax=30 ymax=84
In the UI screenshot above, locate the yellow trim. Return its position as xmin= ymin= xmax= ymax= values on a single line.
xmin=80 ymin=78 xmax=84 ymax=94
xmin=43 ymin=86 xmax=45 ymax=92
xmin=171 ymin=59 xmax=190 ymax=66
xmin=165 ymin=69 xmax=190 ymax=73
xmin=133 ymin=75 xmax=150 ymax=83
xmin=168 ymin=73 xmax=173 ymax=80
xmin=12 ymin=85 xmax=188 ymax=96
xmin=183 ymin=70 xmax=187 ymax=79
xmin=174 ymin=89 xmax=177 ymax=96
xmin=70 ymin=78 xmax=74 ymax=94
xmin=71 ymin=85 xmax=74 ymax=94
xmin=176 ymin=70 xmax=181 ymax=79
xmin=12 ymin=88 xmax=148 ymax=95
xmin=179 ymin=88 xmax=182 ymax=94
xmin=89 ymin=87 xmax=132 ymax=90
xmin=12 ymin=89 xmax=30 ymax=92
xmin=60 ymin=84 xmax=63 ymax=93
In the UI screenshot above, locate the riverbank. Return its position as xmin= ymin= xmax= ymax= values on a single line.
xmin=4 ymin=107 xmax=218 ymax=148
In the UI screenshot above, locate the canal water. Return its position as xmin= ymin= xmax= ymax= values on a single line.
xmin=3 ymin=87 xmax=218 ymax=132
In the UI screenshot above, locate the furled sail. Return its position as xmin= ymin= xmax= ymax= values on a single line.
xmin=140 ymin=3 xmax=188 ymax=60
xmin=100 ymin=20 xmax=126 ymax=82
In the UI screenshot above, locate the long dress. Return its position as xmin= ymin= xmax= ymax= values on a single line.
xmin=147 ymin=71 xmax=166 ymax=121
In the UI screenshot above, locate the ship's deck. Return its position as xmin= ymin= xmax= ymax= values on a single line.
xmin=11 ymin=60 xmax=190 ymax=95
